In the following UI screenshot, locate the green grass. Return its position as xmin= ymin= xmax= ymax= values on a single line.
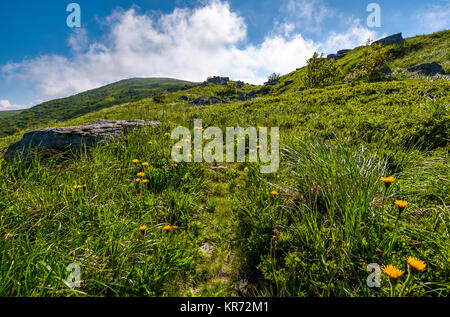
xmin=0 ymin=30 xmax=449 ymax=297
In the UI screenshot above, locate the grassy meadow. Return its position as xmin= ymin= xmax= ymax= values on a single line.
xmin=0 ymin=31 xmax=449 ymax=297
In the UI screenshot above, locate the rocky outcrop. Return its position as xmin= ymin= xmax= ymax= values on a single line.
xmin=206 ymin=76 xmax=230 ymax=85
xmin=189 ymin=96 xmax=231 ymax=105
xmin=373 ymin=33 xmax=404 ymax=46
xmin=327 ymin=49 xmax=351 ymax=61
xmin=236 ymin=81 xmax=245 ymax=89
xmin=407 ymin=62 xmax=445 ymax=76
xmin=5 ymin=120 xmax=161 ymax=160
xmin=264 ymin=81 xmax=279 ymax=86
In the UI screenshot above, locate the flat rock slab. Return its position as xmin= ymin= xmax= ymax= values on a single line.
xmin=5 ymin=119 xmax=161 ymax=160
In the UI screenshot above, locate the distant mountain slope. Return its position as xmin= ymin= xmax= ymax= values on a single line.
xmin=0 ymin=110 xmax=22 ymax=119
xmin=0 ymin=78 xmax=195 ymax=137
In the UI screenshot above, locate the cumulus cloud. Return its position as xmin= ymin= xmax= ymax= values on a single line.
xmin=321 ymin=19 xmax=381 ymax=53
xmin=0 ymin=100 xmax=25 ymax=110
xmin=1 ymin=0 xmax=379 ymax=105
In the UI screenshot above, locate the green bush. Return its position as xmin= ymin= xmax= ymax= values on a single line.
xmin=303 ymin=52 xmax=343 ymax=89
xmin=346 ymin=42 xmax=391 ymax=82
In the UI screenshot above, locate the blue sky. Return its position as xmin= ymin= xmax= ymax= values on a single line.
xmin=0 ymin=0 xmax=449 ymax=110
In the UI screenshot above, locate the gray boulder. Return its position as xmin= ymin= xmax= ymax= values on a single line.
xmin=327 ymin=54 xmax=338 ymax=60
xmin=382 ymin=66 xmax=392 ymax=75
xmin=207 ymin=76 xmax=230 ymax=85
xmin=5 ymin=120 xmax=161 ymax=160
xmin=189 ymin=96 xmax=231 ymax=105
xmin=236 ymin=81 xmax=245 ymax=89
xmin=180 ymin=95 xmax=189 ymax=101
xmin=373 ymin=33 xmax=404 ymax=46
xmin=407 ymin=62 xmax=445 ymax=76
xmin=327 ymin=49 xmax=351 ymax=61
xmin=284 ymin=80 xmax=294 ymax=86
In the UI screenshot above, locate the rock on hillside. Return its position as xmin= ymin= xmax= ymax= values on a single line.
xmin=5 ymin=119 xmax=161 ymax=160
xmin=407 ymin=62 xmax=445 ymax=76
xmin=373 ymin=33 xmax=404 ymax=46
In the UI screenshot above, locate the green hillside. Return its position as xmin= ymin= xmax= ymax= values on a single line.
xmin=0 ymin=30 xmax=449 ymax=297
xmin=0 ymin=109 xmax=22 ymax=119
xmin=276 ymin=29 xmax=450 ymax=93
xmin=0 ymin=78 xmax=195 ymax=137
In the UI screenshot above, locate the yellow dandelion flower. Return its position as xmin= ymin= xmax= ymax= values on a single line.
xmin=395 ymin=200 xmax=408 ymax=211
xmin=382 ymin=265 xmax=404 ymax=279
xmin=142 ymin=179 xmax=149 ymax=184
xmin=172 ymin=163 xmax=178 ymax=168
xmin=137 ymin=172 xmax=145 ymax=177
xmin=116 ymin=168 xmax=121 ymax=172
xmin=243 ymin=167 xmax=249 ymax=172
xmin=165 ymin=133 xmax=171 ymax=137
xmin=83 ymin=184 xmax=87 ymax=189
xmin=271 ymin=190 xmax=278 ymax=196
xmin=139 ymin=225 xmax=147 ymax=233
xmin=142 ymin=162 xmax=149 ymax=167
xmin=135 ymin=178 xmax=142 ymax=183
xmin=148 ymin=141 xmax=153 ymax=145
xmin=381 ymin=177 xmax=395 ymax=188
xmin=132 ymin=159 xmax=139 ymax=164
xmin=407 ymin=257 xmax=426 ymax=272
xmin=163 ymin=225 xmax=172 ymax=232
xmin=172 ymin=226 xmax=179 ymax=231
xmin=236 ymin=184 xmax=241 ymax=188
xmin=256 ymin=145 xmax=261 ymax=149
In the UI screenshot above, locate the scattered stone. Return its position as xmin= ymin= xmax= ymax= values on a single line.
xmin=264 ymin=81 xmax=279 ymax=86
xmin=373 ymin=33 xmax=404 ymax=46
xmin=207 ymin=76 xmax=230 ymax=85
xmin=180 ymin=95 xmax=189 ymax=101
xmin=199 ymin=242 xmax=214 ymax=256
xmin=327 ymin=54 xmax=338 ymax=60
xmin=382 ymin=66 xmax=392 ymax=75
xmin=181 ymin=84 xmax=196 ymax=90
xmin=284 ymin=80 xmax=294 ymax=86
xmin=5 ymin=120 xmax=161 ymax=160
xmin=407 ymin=62 xmax=445 ymax=76
xmin=189 ymin=96 xmax=231 ymax=105
xmin=238 ymin=92 xmax=247 ymax=101
xmin=247 ymin=91 xmax=257 ymax=99
xmin=327 ymin=49 xmax=351 ymax=61
xmin=236 ymin=81 xmax=245 ymax=89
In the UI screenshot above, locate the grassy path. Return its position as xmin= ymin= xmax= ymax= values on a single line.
xmin=184 ymin=166 xmax=242 ymax=296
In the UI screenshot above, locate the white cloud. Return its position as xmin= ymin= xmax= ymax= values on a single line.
xmin=414 ymin=3 xmax=450 ymax=33
xmin=0 ymin=100 xmax=25 ymax=110
xmin=1 ymin=0 xmax=379 ymax=105
xmin=283 ymin=0 xmax=334 ymax=32
xmin=321 ymin=19 xmax=382 ymax=54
